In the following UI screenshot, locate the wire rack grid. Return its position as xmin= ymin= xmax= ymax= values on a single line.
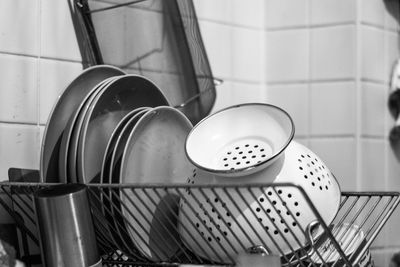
xmin=0 ymin=182 xmax=398 ymax=267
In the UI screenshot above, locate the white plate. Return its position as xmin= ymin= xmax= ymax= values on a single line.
xmin=77 ymin=75 xmax=169 ymax=183
xmin=119 ymin=106 xmax=194 ymax=261
xmin=40 ymin=65 xmax=125 ymax=182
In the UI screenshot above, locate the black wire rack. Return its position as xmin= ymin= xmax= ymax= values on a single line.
xmin=0 ymin=182 xmax=398 ymax=267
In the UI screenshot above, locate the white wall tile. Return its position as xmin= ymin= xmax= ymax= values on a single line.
xmin=361 ymin=26 xmax=385 ymax=82
xmin=232 ymin=28 xmax=264 ymax=82
xmin=361 ymin=83 xmax=386 ymax=137
xmin=360 ymin=139 xmax=386 ymax=191
xmin=0 ymin=124 xmax=41 ymax=181
xmin=0 ymin=54 xmax=37 ymax=124
xmin=266 ymin=29 xmax=309 ymax=82
xmin=265 ymin=0 xmax=307 ymax=29
xmin=41 ymin=0 xmax=81 ymax=61
xmin=309 ymin=138 xmax=357 ymax=191
xmin=198 ymin=21 xmax=232 ymax=79
xmin=194 ymin=0 xmax=264 ymax=29
xmin=371 ymin=250 xmax=392 ymax=267
xmin=193 ymin=0 xmax=231 ymax=24
xmin=211 ymin=80 xmax=233 ymax=114
xmin=310 ymin=82 xmax=356 ymax=135
xmin=310 ymin=0 xmax=356 ymax=25
xmin=39 ymin=59 xmax=83 ymax=124
xmin=232 ymin=0 xmax=264 ymax=29
xmin=267 ymin=84 xmax=309 ymax=136
xmin=230 ymin=81 xmax=266 ymax=105
xmin=0 ymin=0 xmax=38 ymax=56
xmin=311 ymin=26 xmax=356 ymax=80
xmin=361 ymin=0 xmax=385 ymax=27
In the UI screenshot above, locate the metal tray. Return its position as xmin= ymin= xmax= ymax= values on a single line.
xmin=0 ymin=182 xmax=398 ymax=267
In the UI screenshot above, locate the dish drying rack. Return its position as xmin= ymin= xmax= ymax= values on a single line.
xmin=0 ymin=182 xmax=398 ymax=267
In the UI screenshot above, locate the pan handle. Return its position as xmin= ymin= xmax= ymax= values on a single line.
xmin=174 ymin=77 xmax=223 ymax=109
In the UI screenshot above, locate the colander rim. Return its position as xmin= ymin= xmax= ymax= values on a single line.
xmin=185 ymin=102 xmax=295 ymax=175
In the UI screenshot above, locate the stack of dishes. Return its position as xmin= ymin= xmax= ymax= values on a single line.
xmin=40 ymin=65 xmax=196 ymax=261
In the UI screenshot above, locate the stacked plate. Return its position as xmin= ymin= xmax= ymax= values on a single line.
xmin=40 ymin=65 xmax=195 ymax=261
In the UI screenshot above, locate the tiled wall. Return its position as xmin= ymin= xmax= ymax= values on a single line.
xmin=262 ymin=0 xmax=400 ymax=265
xmin=0 ymin=0 xmax=400 ymax=265
xmin=192 ymin=0 xmax=267 ymax=112
xmin=0 ymin=0 xmax=83 ymax=181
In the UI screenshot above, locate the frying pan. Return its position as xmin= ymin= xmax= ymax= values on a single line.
xmin=40 ymin=65 xmax=125 ymax=182
xmin=117 ymin=106 xmax=194 ymax=261
xmin=58 ymin=76 xmax=120 ymax=183
xmin=101 ymin=107 xmax=150 ymax=259
xmin=76 ymin=74 xmax=169 ymax=183
xmin=67 ymin=76 xmax=122 ymax=184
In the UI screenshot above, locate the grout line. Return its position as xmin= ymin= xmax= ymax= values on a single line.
xmin=356 ymin=0 xmax=362 ymax=191
xmin=361 ymin=21 xmax=400 ymax=34
xmin=197 ymin=18 xmax=265 ymax=31
xmin=306 ymin=0 xmax=311 ymax=144
xmin=261 ymin=0 xmax=268 ymax=103
xmin=360 ymin=134 xmax=389 ymax=140
xmin=38 ymin=56 xmax=82 ymax=64
xmin=267 ymin=21 xmax=356 ymax=32
xmin=0 ymin=121 xmax=39 ymax=127
xmin=267 ymin=78 xmax=356 ymax=86
xmin=383 ymin=5 xmax=390 ymax=196
xmin=307 ymin=134 xmax=356 ymax=139
xmin=37 ymin=0 xmax=41 ymax=127
xmin=360 ymin=78 xmax=389 ymax=85
xmin=0 ymin=51 xmax=81 ymax=64
xmin=197 ymin=16 xmax=265 ymax=31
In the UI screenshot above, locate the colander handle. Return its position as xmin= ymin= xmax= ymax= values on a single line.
xmin=286 ymin=220 xmax=322 ymax=264
xmin=246 ymin=245 xmax=270 ymax=255
xmin=305 ymin=220 xmax=322 ymax=247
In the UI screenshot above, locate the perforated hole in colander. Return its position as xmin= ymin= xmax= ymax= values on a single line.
xmin=218 ymin=139 xmax=274 ymax=170
xmin=190 ymin=195 xmax=234 ymax=244
xmin=298 ymin=154 xmax=332 ymax=191
xmin=252 ymin=189 xmax=303 ymax=236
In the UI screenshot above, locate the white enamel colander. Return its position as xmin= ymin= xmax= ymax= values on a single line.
xmin=185 ymin=103 xmax=294 ymax=176
xmin=178 ymin=104 xmax=341 ymax=262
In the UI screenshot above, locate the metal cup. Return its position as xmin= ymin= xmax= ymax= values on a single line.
xmin=34 ymin=184 xmax=100 ymax=267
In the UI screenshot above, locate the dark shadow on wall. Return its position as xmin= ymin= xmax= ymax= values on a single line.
xmin=384 ymin=0 xmax=400 ymax=24
xmin=384 ymin=0 xmax=400 ymax=161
